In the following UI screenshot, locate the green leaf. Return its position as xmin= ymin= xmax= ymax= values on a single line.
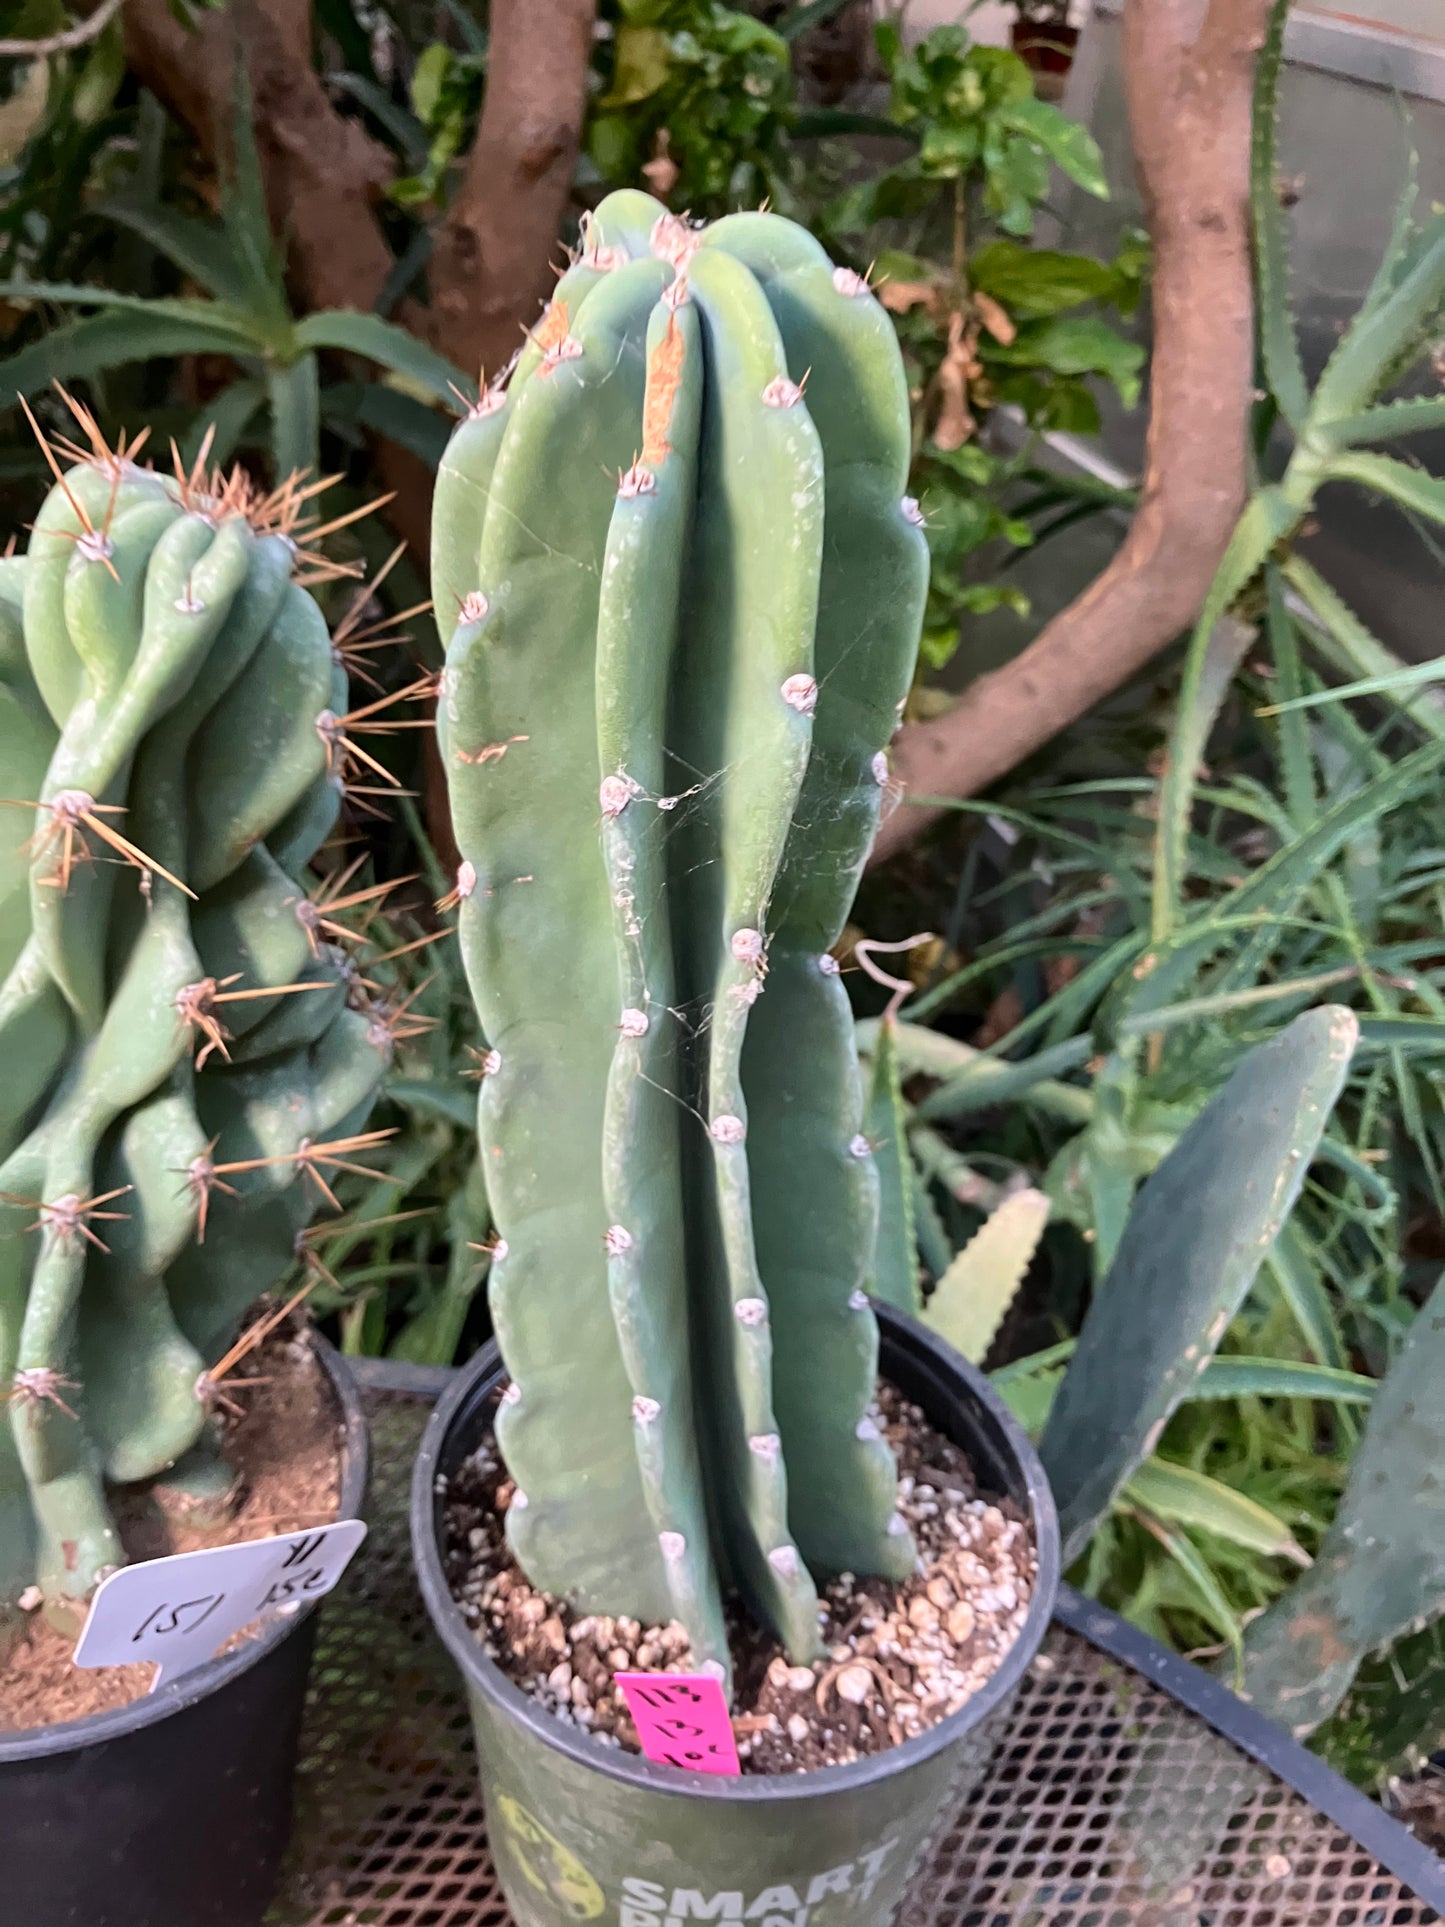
xmin=1261 ymin=654 xmax=1445 ymax=714
xmin=1115 ymin=965 xmax=1368 ymax=1040
xmin=1194 ymin=1357 xmax=1375 ymax=1405
xmin=323 ymin=380 xmax=455 ymax=468
xmin=992 ymin=1339 xmax=1077 ymax=1385
xmin=1311 ymin=212 xmax=1445 ymax=426
xmin=0 ymin=309 xmax=262 ymax=401
xmin=438 ymin=0 xmax=486 ymax=56
xmin=1125 ymin=1459 xmax=1310 ymax=1565
xmin=597 ymin=24 xmax=672 ymax=108
xmin=994 ymin=1365 xmax=1063 ymax=1435
xmin=914 ymin=1034 xmax=1093 ymax=1123
xmin=986 ymin=315 xmax=1144 ymax=404
xmin=1250 ymin=0 xmax=1308 ymax=427
xmin=1041 ymin=1006 xmax=1358 ymax=1564
xmin=919 ymin=121 xmax=981 ymax=178
xmin=1282 ymin=552 xmax=1445 ymax=740
xmin=982 ymin=134 xmax=1048 ymax=232
xmin=1126 ymin=1505 xmax=1245 ymax=1660
xmin=181 ymin=377 xmax=265 ymax=467
xmin=1326 ymin=449 xmax=1445 ymax=528
xmin=1329 ymin=393 xmax=1445 ymax=444
xmin=969 ymin=241 xmax=1116 ymax=317
xmin=858 ymin=1017 xmax=1094 ymax=1123
xmin=0 ymin=279 xmax=264 ymax=345
xmin=1354 ymin=1014 xmax=1445 ymax=1056
xmin=1164 ymin=652 xmax=1445 ymax=993
xmin=997 ymin=96 xmax=1108 ymax=199
xmin=389 ymin=1165 xmax=489 ymax=1367
xmin=1263 ymin=563 xmax=1315 ymax=827
xmin=910 ymin=1158 xmax=953 ymax=1282
xmin=411 ymin=41 xmax=455 ymax=122
xmin=218 ymin=67 xmax=291 ymax=321
xmin=89 ymin=196 xmax=254 ymax=306
xmin=924 ymin=1189 xmax=1049 ymax=1365
xmin=266 ymin=354 xmax=320 ymax=482
xmin=865 ymin=1018 xmax=918 ymax=1312
xmin=293 ymin=309 xmax=468 ymax=406
xmin=326 ymin=71 xmax=430 ymax=169
xmin=1266 ymin=1220 xmax=1348 ymax=1368
xmin=1151 ymin=486 xmax=1299 ymax=940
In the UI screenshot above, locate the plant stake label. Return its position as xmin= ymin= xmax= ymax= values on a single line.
xmin=616 ymin=1672 xmax=740 ymax=1776
xmin=73 ymin=1519 xmax=367 ymax=1690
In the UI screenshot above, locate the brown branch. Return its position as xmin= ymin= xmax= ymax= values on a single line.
xmin=0 ymin=0 xmax=127 ymax=59
xmin=871 ymin=0 xmax=1271 ymax=865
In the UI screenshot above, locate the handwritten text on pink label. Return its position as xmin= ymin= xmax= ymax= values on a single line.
xmin=616 ymin=1672 xmax=740 ymax=1776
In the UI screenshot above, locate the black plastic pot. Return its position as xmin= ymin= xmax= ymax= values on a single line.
xmin=0 ymin=1334 xmax=368 ymax=1927
xmin=412 ymin=1305 xmax=1059 ymax=1927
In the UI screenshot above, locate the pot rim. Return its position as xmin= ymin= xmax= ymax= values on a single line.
xmin=411 ymin=1300 xmax=1060 ymax=1801
xmin=0 ymin=1330 xmax=369 ymax=1762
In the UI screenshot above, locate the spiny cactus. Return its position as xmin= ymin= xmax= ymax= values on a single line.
xmin=434 ymin=191 xmax=928 ymax=1675
xmin=0 ymin=405 xmax=393 ymax=1610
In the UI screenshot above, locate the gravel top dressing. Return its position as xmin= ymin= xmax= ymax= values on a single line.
xmin=441 ymin=1379 xmax=1037 ymax=1773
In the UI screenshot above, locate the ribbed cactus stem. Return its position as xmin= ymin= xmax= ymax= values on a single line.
xmin=597 ymin=292 xmax=729 ymax=1671
xmin=434 ymin=192 xmax=928 ymax=1675
xmin=0 ymin=432 xmax=386 ymax=1604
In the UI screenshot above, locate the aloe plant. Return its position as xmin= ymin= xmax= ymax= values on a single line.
xmin=0 ymin=83 xmax=468 ymax=485
xmin=0 ymin=408 xmax=388 ymax=1610
xmin=434 ymin=190 xmax=927 ymax=1675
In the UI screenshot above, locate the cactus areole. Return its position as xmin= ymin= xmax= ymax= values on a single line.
xmin=433 ymin=193 xmax=932 ymax=1678
xmin=0 ymin=418 xmax=386 ymax=1612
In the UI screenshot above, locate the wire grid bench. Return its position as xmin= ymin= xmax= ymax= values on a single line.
xmin=266 ymin=1368 xmax=1445 ymax=1927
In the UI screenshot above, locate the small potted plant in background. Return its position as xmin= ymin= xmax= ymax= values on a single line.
xmin=411 ymin=188 xmax=1059 ymax=1927
xmin=1006 ymin=1 xmax=1080 ymax=97
xmin=0 ymin=403 xmax=397 ymax=1927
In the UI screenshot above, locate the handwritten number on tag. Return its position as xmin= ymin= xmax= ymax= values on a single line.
xmin=132 ymin=1595 xmax=224 ymax=1643
xmin=256 ymin=1566 xmax=330 ymax=1609
xmin=630 ymin=1681 xmax=703 ymax=1709
xmin=615 ymin=1672 xmax=740 ymax=1776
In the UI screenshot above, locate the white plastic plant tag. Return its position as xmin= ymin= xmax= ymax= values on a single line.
xmin=72 ymin=1520 xmax=367 ymax=1691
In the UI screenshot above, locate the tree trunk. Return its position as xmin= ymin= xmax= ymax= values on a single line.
xmin=425 ymin=0 xmax=599 ymax=381
xmin=871 ymin=0 xmax=1271 ymax=864
xmin=123 ymin=0 xmax=598 ymax=390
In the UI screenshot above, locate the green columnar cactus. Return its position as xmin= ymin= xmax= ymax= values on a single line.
xmin=435 ymin=191 xmax=928 ymax=1674
xmin=0 ymin=427 xmax=386 ymax=1608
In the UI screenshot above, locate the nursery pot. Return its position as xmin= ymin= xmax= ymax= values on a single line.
xmin=0 ymin=1334 xmax=368 ymax=1927
xmin=412 ymin=1305 xmax=1059 ymax=1927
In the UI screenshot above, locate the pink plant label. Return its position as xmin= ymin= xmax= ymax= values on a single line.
xmin=616 ymin=1672 xmax=741 ymax=1776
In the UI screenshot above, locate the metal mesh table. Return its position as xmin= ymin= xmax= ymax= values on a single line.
xmin=267 ymin=1378 xmax=1445 ymax=1927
